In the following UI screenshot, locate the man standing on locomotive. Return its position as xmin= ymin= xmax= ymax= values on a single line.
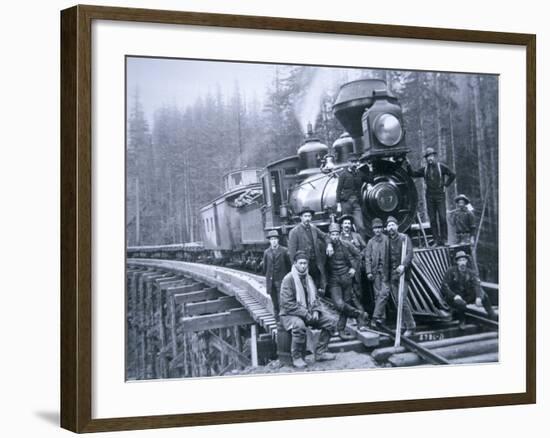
xmin=406 ymin=147 xmax=456 ymax=246
xmin=336 ymin=152 xmax=369 ymax=238
xmin=279 ymin=251 xmax=336 ymax=369
xmin=263 ymin=230 xmax=291 ymax=321
xmin=449 ymin=194 xmax=476 ymax=245
xmin=288 ymin=206 xmax=330 ymax=296
xmin=364 ymin=218 xmax=391 ymax=328
xmin=386 ymin=216 xmax=416 ymax=336
xmin=326 ymin=222 xmax=370 ymax=338
xmin=441 ymin=251 xmax=497 ymax=327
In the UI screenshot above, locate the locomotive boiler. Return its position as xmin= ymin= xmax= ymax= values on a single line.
xmin=263 ymin=79 xmax=418 ymax=237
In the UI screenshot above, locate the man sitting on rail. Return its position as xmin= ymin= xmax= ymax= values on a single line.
xmin=441 ymin=251 xmax=498 ymax=328
xmin=263 ymin=230 xmax=291 ymax=321
xmin=279 ymin=251 xmax=336 ymax=369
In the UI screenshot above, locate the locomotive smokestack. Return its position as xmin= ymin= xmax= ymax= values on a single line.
xmin=306 ymin=122 xmax=313 ymax=138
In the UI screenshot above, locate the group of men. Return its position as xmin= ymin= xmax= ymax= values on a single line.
xmin=261 ymin=148 xmax=495 ymax=369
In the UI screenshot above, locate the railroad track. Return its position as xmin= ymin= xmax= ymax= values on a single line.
xmin=127 ymin=259 xmax=499 ymax=376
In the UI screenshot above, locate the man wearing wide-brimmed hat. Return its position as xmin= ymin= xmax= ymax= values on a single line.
xmin=262 ymin=230 xmax=291 ymax=320
xmin=449 ymin=194 xmax=476 ymax=245
xmin=406 ymin=147 xmax=456 ymax=246
xmin=279 ymin=251 xmax=336 ymax=368
xmin=335 ymin=152 xmax=368 ymax=237
xmin=364 ymin=218 xmax=391 ymax=327
xmin=386 ymin=216 xmax=416 ymax=336
xmin=441 ymin=251 xmax=497 ymax=327
xmin=288 ymin=206 xmax=329 ymax=295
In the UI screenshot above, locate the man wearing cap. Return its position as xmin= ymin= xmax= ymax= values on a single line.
xmin=406 ymin=147 xmax=456 ymax=246
xmin=450 ymin=194 xmax=476 ymax=245
xmin=263 ymin=230 xmax=291 ymax=320
xmin=386 ymin=216 xmax=416 ymax=336
xmin=279 ymin=251 xmax=337 ymax=368
xmin=364 ymin=218 xmax=391 ymax=327
xmin=288 ymin=206 xmax=329 ymax=295
xmin=336 ymin=153 xmax=368 ymax=237
xmin=326 ymin=222 xmax=370 ymax=336
xmin=441 ymin=251 xmax=497 ymax=327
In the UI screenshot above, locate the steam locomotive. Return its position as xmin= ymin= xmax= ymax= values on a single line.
xmin=200 ymin=79 xmax=418 ymax=255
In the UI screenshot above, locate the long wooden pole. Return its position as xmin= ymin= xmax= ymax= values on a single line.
xmin=394 ymin=237 xmax=408 ymax=347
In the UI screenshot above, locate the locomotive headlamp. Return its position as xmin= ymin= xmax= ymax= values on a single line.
xmin=374 ymin=113 xmax=403 ymax=146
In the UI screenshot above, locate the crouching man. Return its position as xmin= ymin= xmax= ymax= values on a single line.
xmin=441 ymin=250 xmax=498 ymax=327
xmin=279 ymin=250 xmax=336 ymax=369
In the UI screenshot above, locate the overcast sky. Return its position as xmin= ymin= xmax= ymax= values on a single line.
xmin=126 ymin=57 xmax=277 ymax=124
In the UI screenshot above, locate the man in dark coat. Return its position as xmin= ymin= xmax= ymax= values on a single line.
xmin=262 ymin=230 xmax=291 ymax=320
xmin=449 ymin=194 xmax=476 ymax=245
xmin=336 ymin=153 xmax=368 ymax=237
xmin=279 ymin=251 xmax=336 ymax=368
xmin=326 ymin=222 xmax=370 ymax=338
xmin=406 ymin=147 xmax=456 ymax=246
xmin=339 ymin=214 xmax=369 ymax=315
xmin=364 ymin=218 xmax=391 ymax=327
xmin=288 ymin=206 xmax=330 ymax=295
xmin=441 ymin=251 xmax=497 ymax=327
xmin=386 ymin=216 xmax=416 ymax=336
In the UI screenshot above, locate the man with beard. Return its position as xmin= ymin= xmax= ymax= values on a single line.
xmin=406 ymin=147 xmax=456 ymax=246
xmin=386 ymin=216 xmax=416 ymax=337
xmin=336 ymin=153 xmax=368 ymax=238
xmin=288 ymin=206 xmax=331 ymax=296
xmin=279 ymin=251 xmax=336 ymax=369
xmin=326 ymin=222 xmax=370 ymax=338
xmin=449 ymin=194 xmax=476 ymax=245
xmin=364 ymin=218 xmax=391 ymax=327
xmin=262 ymin=230 xmax=291 ymax=321
xmin=441 ymin=251 xmax=497 ymax=328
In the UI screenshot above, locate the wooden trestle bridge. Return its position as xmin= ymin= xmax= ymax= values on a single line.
xmin=126 ymin=251 xmax=498 ymax=380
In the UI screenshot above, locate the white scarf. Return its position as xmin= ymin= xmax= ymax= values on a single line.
xmin=291 ymin=265 xmax=317 ymax=308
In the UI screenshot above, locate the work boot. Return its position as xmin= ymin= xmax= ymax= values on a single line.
xmin=356 ymin=312 xmax=369 ymax=330
xmin=292 ymin=357 xmax=307 ymax=369
xmin=338 ymin=328 xmax=355 ymax=341
xmin=315 ymin=352 xmax=336 ymax=362
xmin=403 ymin=328 xmax=416 ymax=337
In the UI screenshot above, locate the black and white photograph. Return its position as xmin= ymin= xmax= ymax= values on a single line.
xmin=125 ymin=57 xmax=499 ymax=380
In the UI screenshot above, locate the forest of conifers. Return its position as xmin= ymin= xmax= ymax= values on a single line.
xmin=126 ymin=65 xmax=499 ymax=281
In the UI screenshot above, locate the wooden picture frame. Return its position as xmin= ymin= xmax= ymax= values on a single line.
xmin=60 ymin=4 xmax=536 ymax=433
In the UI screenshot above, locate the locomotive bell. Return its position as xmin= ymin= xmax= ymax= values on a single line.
xmin=297 ymin=123 xmax=329 ymax=176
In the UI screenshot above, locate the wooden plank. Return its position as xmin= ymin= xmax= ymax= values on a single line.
xmin=181 ymin=308 xmax=254 ymax=332
xmin=207 ymin=330 xmax=249 ymax=366
xmin=174 ymin=288 xmax=224 ymax=305
xmin=185 ymin=296 xmax=241 ymax=316
xmin=168 ymin=283 xmax=204 ymax=294
xmin=250 ymin=324 xmax=258 ymax=367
